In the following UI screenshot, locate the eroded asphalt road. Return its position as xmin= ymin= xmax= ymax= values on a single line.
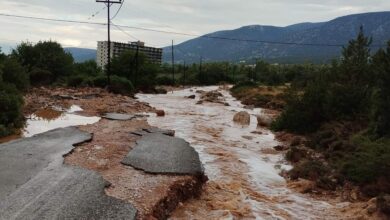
xmin=0 ymin=127 xmax=137 ymax=220
xmin=0 ymin=123 xmax=204 ymax=219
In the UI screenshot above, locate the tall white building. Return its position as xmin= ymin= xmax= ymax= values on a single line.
xmin=96 ymin=41 xmax=163 ymax=69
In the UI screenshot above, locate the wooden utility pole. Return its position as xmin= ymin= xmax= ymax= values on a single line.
xmin=171 ymin=40 xmax=175 ymax=85
xmin=183 ymin=61 xmax=186 ymax=85
xmin=199 ymin=56 xmax=203 ymax=83
xmin=96 ymin=0 xmax=122 ymax=85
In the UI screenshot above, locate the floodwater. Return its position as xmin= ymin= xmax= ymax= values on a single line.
xmin=137 ymin=86 xmax=340 ymax=220
xmin=23 ymin=105 xmax=100 ymax=137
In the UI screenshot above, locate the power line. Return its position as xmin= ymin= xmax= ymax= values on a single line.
xmin=111 ymin=0 xmax=124 ymax=20
xmin=87 ymin=6 xmax=107 ymax=20
xmin=0 ymin=12 xmax=387 ymax=48
xmin=111 ymin=22 xmax=139 ymax=41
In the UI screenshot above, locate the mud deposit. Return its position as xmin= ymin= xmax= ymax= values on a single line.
xmin=137 ymin=86 xmax=348 ymax=219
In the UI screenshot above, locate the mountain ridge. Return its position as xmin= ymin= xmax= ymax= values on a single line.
xmin=163 ymin=11 xmax=390 ymax=64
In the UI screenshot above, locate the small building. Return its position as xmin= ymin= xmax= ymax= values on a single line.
xmin=96 ymin=41 xmax=163 ymax=69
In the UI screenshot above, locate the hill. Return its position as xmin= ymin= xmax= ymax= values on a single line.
xmin=163 ymin=11 xmax=390 ymax=64
xmin=65 ymin=48 xmax=96 ymax=63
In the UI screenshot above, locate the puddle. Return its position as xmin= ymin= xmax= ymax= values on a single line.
xmin=137 ymin=86 xmax=341 ymax=219
xmin=23 ymin=105 xmax=100 ymax=137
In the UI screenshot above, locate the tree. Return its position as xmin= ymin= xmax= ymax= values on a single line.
xmin=2 ymin=58 xmax=29 ymax=92
xmin=12 ymin=41 xmax=74 ymax=84
xmin=111 ymin=50 xmax=158 ymax=90
xmin=340 ymin=26 xmax=372 ymax=85
xmin=370 ymin=41 xmax=390 ymax=137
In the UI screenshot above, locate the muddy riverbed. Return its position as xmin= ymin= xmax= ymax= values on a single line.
xmin=138 ymin=86 xmax=350 ymax=219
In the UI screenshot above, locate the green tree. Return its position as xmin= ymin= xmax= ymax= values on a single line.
xmin=370 ymin=41 xmax=390 ymax=137
xmin=111 ymin=50 xmax=158 ymax=90
xmin=0 ymin=82 xmax=24 ymax=137
xmin=12 ymin=41 xmax=74 ymax=84
xmin=2 ymin=58 xmax=29 ymax=92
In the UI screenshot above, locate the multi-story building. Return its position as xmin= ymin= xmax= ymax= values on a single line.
xmin=96 ymin=41 xmax=163 ymax=69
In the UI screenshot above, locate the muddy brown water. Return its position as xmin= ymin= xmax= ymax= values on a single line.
xmin=137 ymin=86 xmax=343 ymax=220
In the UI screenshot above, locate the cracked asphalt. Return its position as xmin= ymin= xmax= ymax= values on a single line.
xmin=0 ymin=127 xmax=137 ymax=220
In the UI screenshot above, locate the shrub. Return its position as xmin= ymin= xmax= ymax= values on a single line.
xmin=0 ymin=82 xmax=24 ymax=137
xmin=92 ymin=74 xmax=108 ymax=88
xmin=108 ymin=75 xmax=134 ymax=95
xmin=156 ymin=76 xmax=175 ymax=85
xmin=29 ymin=68 xmax=54 ymax=86
xmin=2 ymin=58 xmax=29 ymax=92
xmin=67 ymin=74 xmax=92 ymax=87
xmin=342 ymin=135 xmax=390 ymax=186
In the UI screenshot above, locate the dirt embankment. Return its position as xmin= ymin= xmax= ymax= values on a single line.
xmin=23 ymin=87 xmax=207 ymax=219
xmin=230 ymin=85 xmax=287 ymax=110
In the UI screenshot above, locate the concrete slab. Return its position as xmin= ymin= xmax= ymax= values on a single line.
xmin=130 ymin=127 xmax=175 ymax=137
xmin=0 ymin=127 xmax=137 ymax=219
xmin=122 ymin=133 xmax=203 ymax=176
xmin=103 ymin=113 xmax=136 ymax=121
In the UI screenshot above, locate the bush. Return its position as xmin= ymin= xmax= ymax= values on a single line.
xmin=67 ymin=74 xmax=93 ymax=87
xmin=342 ymin=135 xmax=390 ymax=186
xmin=156 ymin=76 xmax=175 ymax=85
xmin=0 ymin=82 xmax=24 ymax=137
xmin=2 ymin=59 xmax=29 ymax=91
xmin=29 ymin=68 xmax=54 ymax=86
xmin=92 ymin=75 xmax=108 ymax=88
xmin=108 ymin=75 xmax=134 ymax=95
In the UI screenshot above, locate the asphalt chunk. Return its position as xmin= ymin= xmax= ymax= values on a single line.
xmin=103 ymin=113 xmax=137 ymax=121
xmin=0 ymin=127 xmax=137 ymax=220
xmin=122 ymin=133 xmax=203 ymax=175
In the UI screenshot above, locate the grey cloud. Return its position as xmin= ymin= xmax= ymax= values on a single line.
xmin=0 ymin=0 xmax=389 ymax=52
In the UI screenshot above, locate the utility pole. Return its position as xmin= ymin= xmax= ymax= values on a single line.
xmin=171 ymin=40 xmax=175 ymax=85
xmin=96 ymin=0 xmax=122 ymax=85
xmin=135 ymin=43 xmax=139 ymax=86
xmin=183 ymin=61 xmax=186 ymax=86
xmin=199 ymin=56 xmax=203 ymax=83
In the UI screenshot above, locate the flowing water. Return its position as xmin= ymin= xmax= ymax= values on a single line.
xmin=137 ymin=86 xmax=340 ymax=220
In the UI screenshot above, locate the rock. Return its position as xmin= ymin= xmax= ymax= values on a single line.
xmin=251 ymin=131 xmax=263 ymax=135
xmin=286 ymin=147 xmax=308 ymax=163
xmin=200 ymin=91 xmax=224 ymax=104
xmin=224 ymin=103 xmax=230 ymax=106
xmin=242 ymin=136 xmax=253 ymax=140
xmin=256 ymin=115 xmax=273 ymax=127
xmin=196 ymin=101 xmax=203 ymax=105
xmin=186 ymin=95 xmax=196 ymax=99
xmin=195 ymin=90 xmax=205 ymax=94
xmin=377 ymin=194 xmax=390 ymax=214
xmin=274 ymin=145 xmax=288 ymax=151
xmin=244 ymin=105 xmax=255 ymax=110
xmin=155 ymin=110 xmax=165 ymax=117
xmin=233 ymin=111 xmax=251 ymax=125
xmin=290 ymin=137 xmax=302 ymax=147
xmin=155 ymin=88 xmax=168 ymax=94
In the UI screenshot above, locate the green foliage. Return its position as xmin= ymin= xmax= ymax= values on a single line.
xmin=29 ymin=68 xmax=54 ymax=86
xmin=111 ymin=50 xmax=157 ymax=90
xmin=0 ymin=82 xmax=24 ymax=137
xmin=272 ymin=79 xmax=328 ymax=133
xmin=156 ymin=76 xmax=175 ymax=86
xmin=108 ymin=75 xmax=134 ymax=95
xmin=73 ymin=60 xmax=101 ymax=77
xmin=2 ymin=58 xmax=29 ymax=91
xmin=342 ymin=135 xmax=390 ymax=186
xmin=12 ymin=41 xmax=74 ymax=84
xmin=370 ymin=42 xmax=390 ymax=137
xmin=273 ymin=27 xmax=373 ymax=134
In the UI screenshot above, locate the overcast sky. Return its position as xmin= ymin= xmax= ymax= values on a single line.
xmin=0 ymin=0 xmax=389 ymax=52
